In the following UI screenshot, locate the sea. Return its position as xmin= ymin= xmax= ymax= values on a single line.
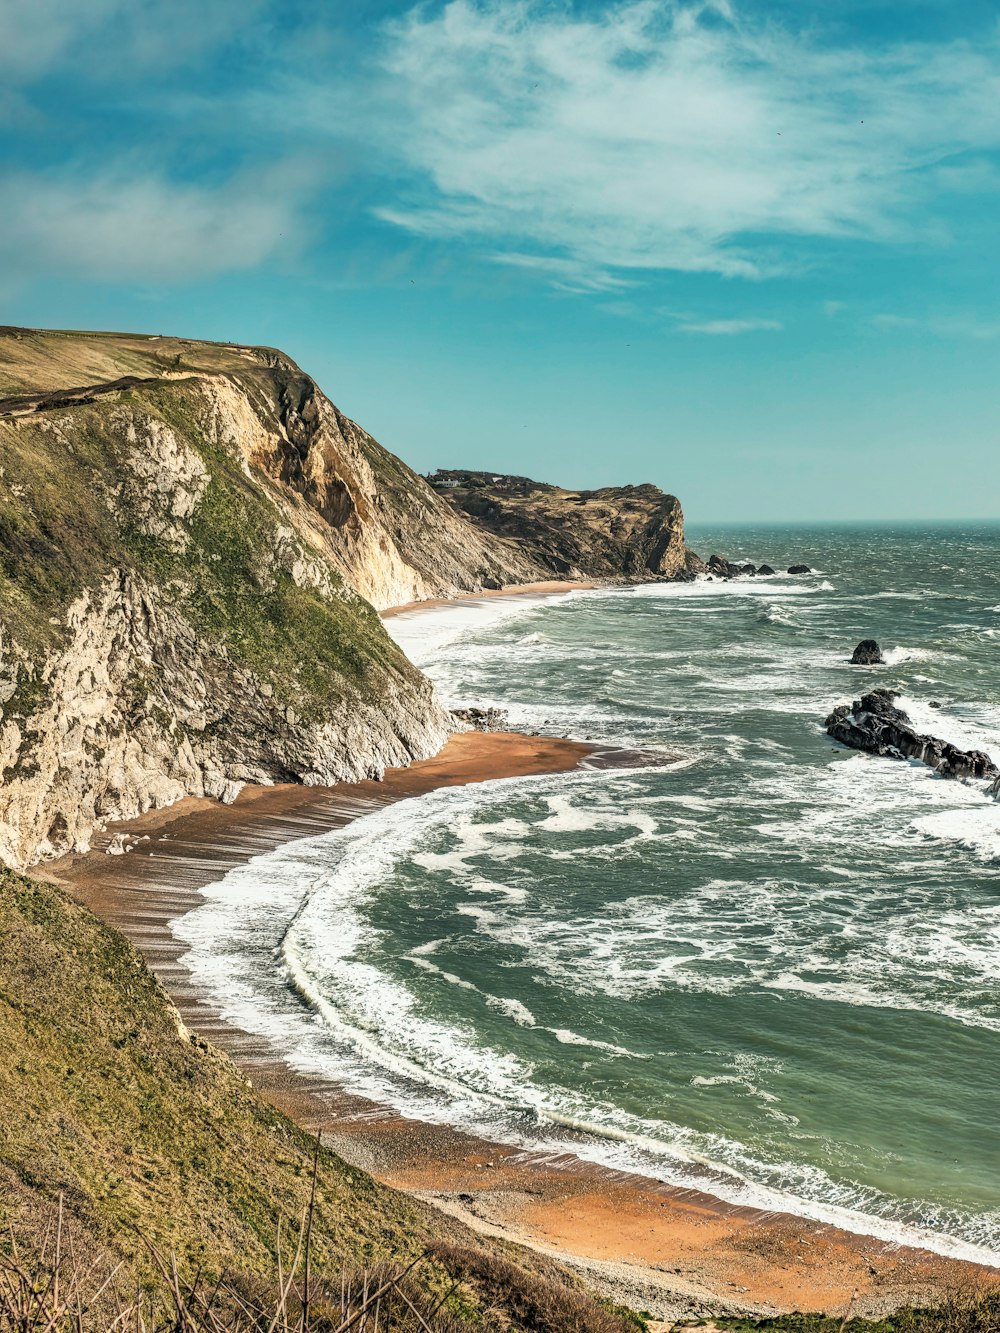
xmin=173 ymin=523 xmax=1000 ymax=1266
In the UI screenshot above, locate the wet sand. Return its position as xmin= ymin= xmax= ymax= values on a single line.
xmin=49 ymin=730 xmax=999 ymax=1323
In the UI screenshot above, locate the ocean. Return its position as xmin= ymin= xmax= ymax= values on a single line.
xmin=173 ymin=523 xmax=1000 ymax=1265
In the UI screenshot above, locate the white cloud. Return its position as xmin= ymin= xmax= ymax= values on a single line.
xmin=352 ymin=0 xmax=1000 ymax=283
xmin=673 ymin=317 xmax=783 ymax=334
xmin=872 ymin=312 xmax=1000 ymax=339
xmin=0 ymin=0 xmax=266 ymax=79
xmin=0 ymin=167 xmax=309 ymax=282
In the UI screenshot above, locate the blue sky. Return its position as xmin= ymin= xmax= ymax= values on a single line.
xmin=2 ymin=0 xmax=999 ymax=521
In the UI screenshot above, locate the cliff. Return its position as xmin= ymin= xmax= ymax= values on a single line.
xmin=0 ymin=328 xmax=694 ymax=868
xmin=0 ymin=328 xmax=473 ymax=868
xmin=428 ymin=470 xmax=698 ymax=581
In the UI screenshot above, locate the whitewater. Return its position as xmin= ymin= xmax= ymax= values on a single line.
xmin=172 ymin=522 xmax=1000 ymax=1266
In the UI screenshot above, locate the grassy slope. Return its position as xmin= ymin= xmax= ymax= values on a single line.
xmin=0 ymin=867 xmax=433 ymax=1277
xmin=0 ymin=374 xmax=408 ymax=716
xmin=0 ymin=866 xmax=651 ymax=1333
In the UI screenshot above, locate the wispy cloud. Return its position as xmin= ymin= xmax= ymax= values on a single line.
xmin=0 ymin=0 xmax=266 ymax=80
xmin=342 ymin=0 xmax=1000 ymax=284
xmin=673 ymin=317 xmax=783 ymax=335
xmin=872 ymin=312 xmax=1000 ymax=338
xmin=0 ymin=166 xmax=311 ymax=282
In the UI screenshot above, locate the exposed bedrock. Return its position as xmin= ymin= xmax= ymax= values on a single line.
xmin=427 ymin=470 xmax=695 ymax=582
xmin=826 ymin=689 xmax=999 ymax=784
xmin=451 ymin=706 xmax=509 ymax=733
xmin=705 ymin=554 xmax=806 ymax=581
xmin=851 ymin=639 xmax=885 ymax=665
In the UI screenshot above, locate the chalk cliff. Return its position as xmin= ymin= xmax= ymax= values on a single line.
xmin=0 ymin=328 xmax=694 ymax=867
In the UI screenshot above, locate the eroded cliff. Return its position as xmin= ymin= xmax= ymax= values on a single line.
xmin=0 ymin=329 xmax=471 ymax=866
xmin=0 ymin=328 xmax=696 ymax=867
xmin=428 ymin=470 xmax=698 ymax=581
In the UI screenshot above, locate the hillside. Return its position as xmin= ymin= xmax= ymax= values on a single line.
xmin=0 ymin=865 xmax=646 ymax=1329
xmin=0 ymin=328 xmax=696 ymax=869
xmin=428 ymin=470 xmax=700 ymax=581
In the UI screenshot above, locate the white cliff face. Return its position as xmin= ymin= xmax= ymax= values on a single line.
xmin=0 ymin=566 xmax=450 ymax=869
xmin=0 ymin=354 xmax=465 ymax=870
xmin=195 ymin=372 xmax=545 ymax=610
xmin=0 ymin=327 xmax=687 ymax=871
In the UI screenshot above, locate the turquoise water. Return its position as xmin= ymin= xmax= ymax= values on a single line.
xmin=176 ymin=524 xmax=1000 ymax=1262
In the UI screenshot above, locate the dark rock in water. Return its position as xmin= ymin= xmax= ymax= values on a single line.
xmin=706 ymin=553 xmax=749 ymax=579
xmin=451 ymin=706 xmax=509 ymax=733
xmin=850 ymin=639 xmax=885 ymax=665
xmin=757 ymin=564 xmax=776 ymax=576
xmin=826 ymin=690 xmax=999 ymax=783
xmin=787 ymin=564 xmax=812 ymax=574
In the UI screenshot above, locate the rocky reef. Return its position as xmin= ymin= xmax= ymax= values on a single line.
xmin=704 ymin=554 xmax=810 ymax=580
xmin=427 ymin=469 xmax=697 ymax=581
xmin=826 ymin=689 xmax=999 ymax=784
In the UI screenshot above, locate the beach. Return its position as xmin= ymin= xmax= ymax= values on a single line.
xmin=49 ymin=688 xmax=1000 ymax=1321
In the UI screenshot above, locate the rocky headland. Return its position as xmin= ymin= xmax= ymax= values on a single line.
xmin=427 ymin=468 xmax=701 ymax=581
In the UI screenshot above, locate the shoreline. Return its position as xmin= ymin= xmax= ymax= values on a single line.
xmin=380 ymin=579 xmax=599 ymax=619
xmin=48 ymin=728 xmax=999 ymax=1322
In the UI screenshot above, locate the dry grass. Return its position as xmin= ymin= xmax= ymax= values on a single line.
xmin=0 ymin=1185 xmax=467 ymax=1333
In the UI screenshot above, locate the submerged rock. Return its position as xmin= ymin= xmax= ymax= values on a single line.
xmin=826 ymin=690 xmax=999 ymax=783
xmin=850 ymin=639 xmax=885 ymax=665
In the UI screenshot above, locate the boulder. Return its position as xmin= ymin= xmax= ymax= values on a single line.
xmin=787 ymin=564 xmax=812 ymax=575
xmin=740 ymin=563 xmax=757 ymax=576
xmin=826 ymin=690 xmax=999 ymax=783
xmin=757 ymin=564 xmax=776 ymax=576
xmin=451 ymin=706 xmax=509 ymax=733
xmin=850 ymin=639 xmax=885 ymax=665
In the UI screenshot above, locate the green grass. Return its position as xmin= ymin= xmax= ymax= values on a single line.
xmin=0 ymin=867 xmax=651 ymax=1332
xmin=0 ymin=377 xmax=414 ymax=716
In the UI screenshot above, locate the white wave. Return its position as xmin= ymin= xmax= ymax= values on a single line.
xmin=168 ymin=550 xmax=1000 ymax=1267
xmin=487 ymin=996 xmax=537 ymax=1026
xmin=384 ymin=589 xmax=582 ymax=667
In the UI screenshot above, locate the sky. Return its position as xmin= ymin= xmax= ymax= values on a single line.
xmin=1 ymin=0 xmax=999 ymax=522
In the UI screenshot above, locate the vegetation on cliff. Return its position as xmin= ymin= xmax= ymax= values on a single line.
xmin=426 ymin=470 xmax=696 ymax=580
xmin=0 ymin=865 xmax=646 ymax=1330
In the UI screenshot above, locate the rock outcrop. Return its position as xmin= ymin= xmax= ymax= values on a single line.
xmin=451 ymin=706 xmax=509 ymax=732
xmin=787 ymin=564 xmax=812 ymax=575
xmin=826 ymin=690 xmax=999 ymax=783
xmin=850 ymin=640 xmax=885 ymax=665
xmin=428 ymin=470 xmax=693 ymax=582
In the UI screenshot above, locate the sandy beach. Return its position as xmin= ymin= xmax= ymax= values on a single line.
xmin=47 ymin=722 xmax=999 ymax=1324
xmin=381 ymin=580 xmax=598 ymax=618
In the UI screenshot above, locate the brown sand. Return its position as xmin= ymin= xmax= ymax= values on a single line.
xmin=381 ymin=580 xmax=597 ymax=618
xmin=49 ymin=731 xmax=998 ymax=1322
